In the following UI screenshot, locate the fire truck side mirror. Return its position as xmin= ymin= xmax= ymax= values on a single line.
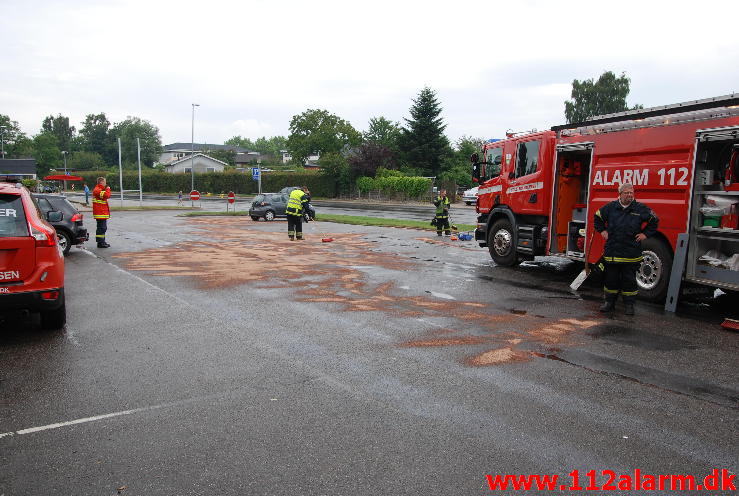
xmin=470 ymin=153 xmax=479 ymax=164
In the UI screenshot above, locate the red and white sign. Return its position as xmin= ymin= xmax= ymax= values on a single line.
xmin=227 ymin=191 xmax=235 ymax=204
xmin=190 ymin=190 xmax=200 ymax=201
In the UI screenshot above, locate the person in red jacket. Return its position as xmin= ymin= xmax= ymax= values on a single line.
xmin=92 ymin=177 xmax=111 ymax=248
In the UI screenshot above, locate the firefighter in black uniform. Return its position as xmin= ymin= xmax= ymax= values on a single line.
xmin=593 ymin=183 xmax=658 ymax=315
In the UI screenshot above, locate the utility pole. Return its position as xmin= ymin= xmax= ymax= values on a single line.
xmin=191 ymin=103 xmax=200 ymax=199
xmin=0 ymin=125 xmax=7 ymax=159
xmin=61 ymin=150 xmax=68 ymax=191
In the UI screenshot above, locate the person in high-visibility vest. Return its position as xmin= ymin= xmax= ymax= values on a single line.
xmin=433 ymin=189 xmax=451 ymax=236
xmin=92 ymin=176 xmax=112 ymax=248
xmin=286 ymin=187 xmax=310 ymax=240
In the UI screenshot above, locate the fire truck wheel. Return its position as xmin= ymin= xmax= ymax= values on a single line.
xmin=488 ymin=219 xmax=519 ymax=266
xmin=637 ymin=237 xmax=672 ymax=302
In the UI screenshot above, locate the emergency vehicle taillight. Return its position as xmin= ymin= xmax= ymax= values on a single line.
xmin=70 ymin=213 xmax=83 ymax=222
xmin=41 ymin=291 xmax=60 ymax=300
xmin=28 ymin=221 xmax=56 ymax=247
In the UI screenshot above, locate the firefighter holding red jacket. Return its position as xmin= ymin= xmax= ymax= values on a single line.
xmin=92 ymin=176 xmax=111 ymax=248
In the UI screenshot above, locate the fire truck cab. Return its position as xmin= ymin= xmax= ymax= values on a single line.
xmin=473 ymin=94 xmax=739 ymax=302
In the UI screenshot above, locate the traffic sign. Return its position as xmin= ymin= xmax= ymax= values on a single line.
xmin=190 ymin=190 xmax=200 ymax=201
xmin=227 ymin=191 xmax=235 ymax=204
xmin=252 ymin=167 xmax=260 ymax=180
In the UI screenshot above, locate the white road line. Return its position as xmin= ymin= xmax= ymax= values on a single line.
xmin=1 ymin=406 xmax=152 ymax=439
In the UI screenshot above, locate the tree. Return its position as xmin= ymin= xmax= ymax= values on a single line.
xmin=224 ymin=136 xmax=255 ymax=150
xmin=438 ymin=136 xmax=485 ymax=188
xmin=347 ymin=142 xmax=396 ymax=179
xmin=79 ymin=113 xmax=114 ymax=164
xmin=399 ymin=87 xmax=451 ymax=177
xmin=41 ymin=114 xmax=76 ymax=152
xmin=68 ymin=151 xmax=105 ymax=171
xmin=110 ymin=116 xmax=163 ymax=168
xmin=564 ymin=71 xmax=643 ymax=124
xmin=205 ymin=148 xmax=236 ymax=166
xmin=364 ymin=117 xmax=402 ymax=152
xmin=319 ymin=152 xmax=351 ymax=196
xmin=32 ymin=132 xmax=62 ymax=176
xmin=253 ymin=136 xmax=287 ymax=156
xmin=0 ymin=114 xmax=30 ymax=159
xmin=287 ymin=109 xmax=361 ymax=165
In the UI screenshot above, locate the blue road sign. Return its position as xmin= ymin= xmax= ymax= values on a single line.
xmin=252 ymin=167 xmax=260 ymax=180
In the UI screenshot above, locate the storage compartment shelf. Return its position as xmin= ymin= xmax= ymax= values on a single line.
xmin=687 ymin=265 xmax=739 ymax=287
xmin=694 ymin=190 xmax=739 ymax=196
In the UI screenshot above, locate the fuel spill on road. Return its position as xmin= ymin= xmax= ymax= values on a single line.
xmin=113 ymin=217 xmax=605 ymax=366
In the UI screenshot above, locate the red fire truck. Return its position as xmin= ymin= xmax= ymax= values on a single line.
xmin=472 ymin=94 xmax=739 ymax=301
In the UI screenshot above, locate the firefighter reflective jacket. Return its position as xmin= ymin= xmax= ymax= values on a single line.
xmin=92 ymin=184 xmax=111 ymax=219
xmin=286 ymin=189 xmax=308 ymax=216
xmin=434 ymin=195 xmax=450 ymax=219
xmin=594 ymin=200 xmax=658 ymax=261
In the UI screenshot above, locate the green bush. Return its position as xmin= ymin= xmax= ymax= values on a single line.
xmin=74 ymin=170 xmax=334 ymax=196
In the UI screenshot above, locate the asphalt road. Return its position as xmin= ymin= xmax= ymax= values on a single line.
xmin=1 ymin=209 xmax=737 ymax=495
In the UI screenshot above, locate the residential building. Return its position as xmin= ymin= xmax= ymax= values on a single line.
xmin=0 ymin=159 xmax=37 ymax=179
xmin=163 ymin=154 xmax=228 ymax=174
xmin=158 ymin=143 xmax=254 ymax=165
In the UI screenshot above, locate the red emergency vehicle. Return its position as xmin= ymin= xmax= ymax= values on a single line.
xmin=472 ymin=94 xmax=739 ymax=301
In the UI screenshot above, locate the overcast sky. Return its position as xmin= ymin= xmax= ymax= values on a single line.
xmin=2 ymin=0 xmax=737 ymax=149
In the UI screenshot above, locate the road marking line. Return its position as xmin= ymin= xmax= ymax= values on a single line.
xmin=1 ymin=406 xmax=153 ymax=438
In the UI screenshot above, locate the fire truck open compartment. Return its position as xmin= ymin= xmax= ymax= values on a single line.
xmin=549 ymin=147 xmax=592 ymax=258
xmin=684 ymin=128 xmax=739 ymax=292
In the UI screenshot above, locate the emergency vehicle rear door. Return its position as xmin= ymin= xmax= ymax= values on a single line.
xmin=0 ymin=194 xmax=34 ymax=283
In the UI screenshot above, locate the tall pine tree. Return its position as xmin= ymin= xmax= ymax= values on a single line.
xmin=399 ymin=87 xmax=451 ymax=176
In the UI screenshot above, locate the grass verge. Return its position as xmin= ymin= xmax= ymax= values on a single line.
xmin=180 ymin=211 xmax=476 ymax=232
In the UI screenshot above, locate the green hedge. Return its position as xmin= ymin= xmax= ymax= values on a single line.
xmin=355 ymin=176 xmax=432 ymax=200
xmin=74 ymin=170 xmax=335 ymax=196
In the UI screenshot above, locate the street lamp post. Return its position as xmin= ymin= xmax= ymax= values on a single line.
xmin=61 ymin=151 xmax=68 ymax=192
xmin=191 ymin=103 xmax=200 ymax=196
xmin=0 ymin=125 xmax=7 ymax=159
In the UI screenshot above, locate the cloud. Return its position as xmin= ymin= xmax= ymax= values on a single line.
xmin=1 ymin=0 xmax=737 ymax=147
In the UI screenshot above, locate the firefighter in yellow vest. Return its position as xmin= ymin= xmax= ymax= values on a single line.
xmin=92 ymin=176 xmax=111 ymax=248
xmin=433 ymin=189 xmax=451 ymax=236
xmin=286 ymin=187 xmax=310 ymax=240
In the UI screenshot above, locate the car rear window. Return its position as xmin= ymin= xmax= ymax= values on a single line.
xmin=0 ymin=194 xmax=29 ymax=237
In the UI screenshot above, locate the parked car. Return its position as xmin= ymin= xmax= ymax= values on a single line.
xmin=32 ymin=193 xmax=89 ymax=255
xmin=0 ymin=180 xmax=66 ymax=329
xmin=462 ymin=186 xmax=479 ymax=206
xmin=249 ymin=193 xmax=316 ymax=222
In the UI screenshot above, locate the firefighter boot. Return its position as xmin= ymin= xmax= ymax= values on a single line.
xmin=599 ymin=299 xmax=615 ymax=313
xmin=624 ymin=302 xmax=635 ymax=315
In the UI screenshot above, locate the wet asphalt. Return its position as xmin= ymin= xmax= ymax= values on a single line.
xmin=0 ymin=205 xmax=737 ymax=495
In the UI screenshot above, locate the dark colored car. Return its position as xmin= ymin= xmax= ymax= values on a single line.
xmin=249 ymin=193 xmax=316 ymax=222
xmin=32 ymin=193 xmax=89 ymax=255
xmin=0 ymin=180 xmax=66 ymax=329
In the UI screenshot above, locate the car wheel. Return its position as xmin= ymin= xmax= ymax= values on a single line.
xmin=40 ymin=302 xmax=66 ymax=330
xmin=487 ymin=219 xmax=519 ymax=266
xmin=250 ymin=216 xmax=260 ymax=221
xmin=57 ymin=230 xmax=72 ymax=256
xmin=264 ymin=210 xmax=275 ymax=221
xmin=637 ymin=237 xmax=673 ymax=302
